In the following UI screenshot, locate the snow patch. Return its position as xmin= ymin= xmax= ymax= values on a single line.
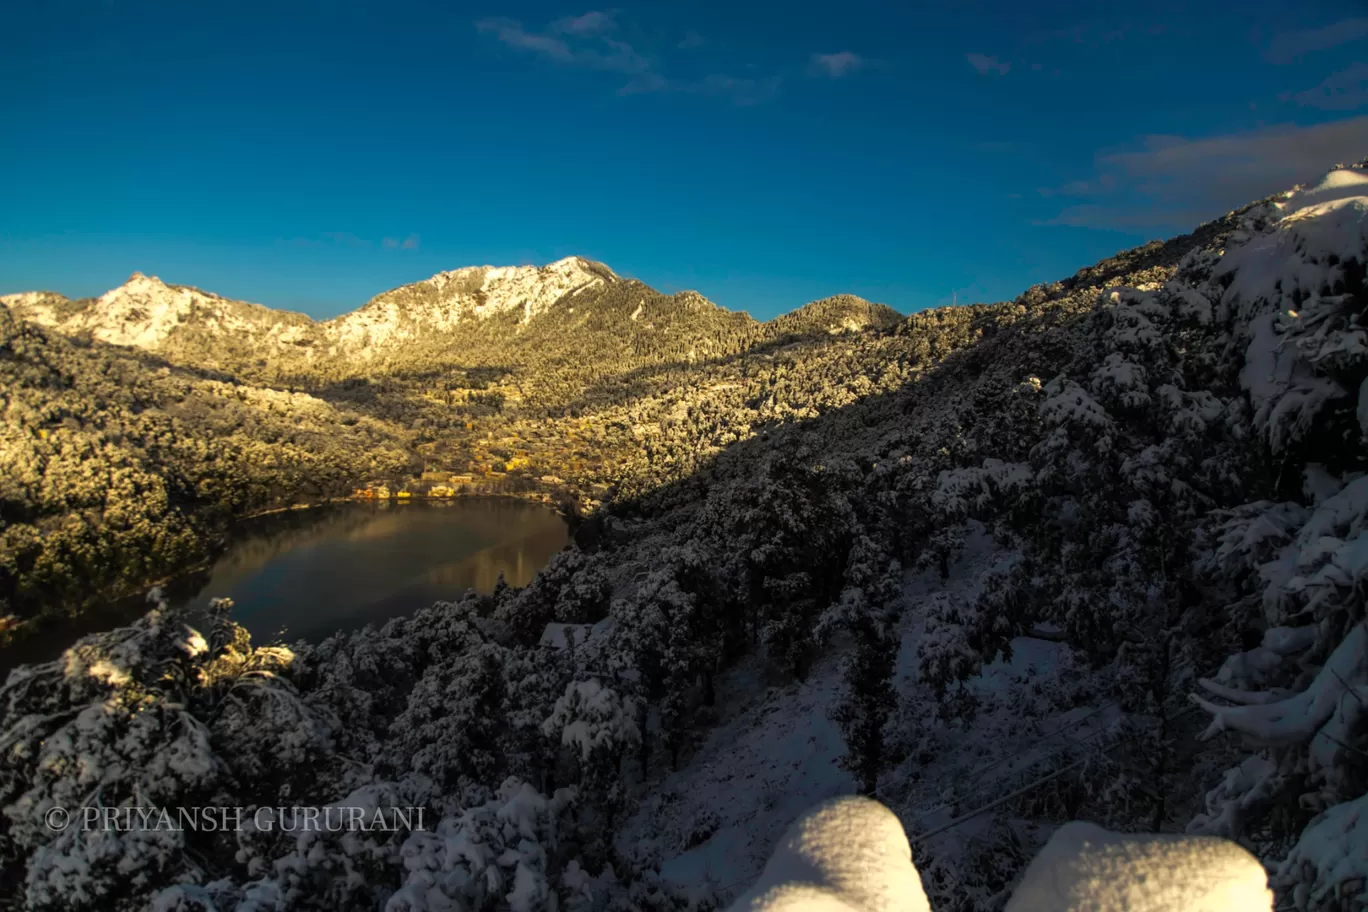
xmin=326 ymin=258 xmax=613 ymax=353
xmin=625 ymin=526 xmax=1106 ymax=906
xmin=1282 ymin=168 xmax=1368 ymax=216
xmin=1005 ymin=822 xmax=1272 ymax=911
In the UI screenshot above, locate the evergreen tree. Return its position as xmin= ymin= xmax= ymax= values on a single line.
xmin=827 ymin=535 xmax=904 ymax=794
xmin=833 ymin=606 xmax=900 ymax=795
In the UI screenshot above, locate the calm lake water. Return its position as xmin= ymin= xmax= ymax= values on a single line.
xmin=3 ymin=498 xmax=570 ymax=674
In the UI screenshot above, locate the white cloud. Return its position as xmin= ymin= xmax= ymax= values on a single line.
xmin=477 ymin=13 xmax=783 ymax=106
xmin=382 ymin=234 xmax=420 ymax=250
xmin=1040 ymin=117 xmax=1368 ymax=231
xmin=965 ymin=53 xmax=1010 ymax=76
xmin=1283 ymin=62 xmax=1368 ymax=111
xmin=476 ymin=18 xmax=574 ymax=63
xmin=1265 ymin=17 xmax=1368 ymax=64
xmin=475 ymin=16 xmax=648 ymax=74
xmin=551 ymin=11 xmax=614 ymax=36
xmin=810 ymin=51 xmax=863 ymax=78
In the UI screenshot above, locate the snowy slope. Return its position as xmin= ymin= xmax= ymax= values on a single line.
xmin=620 ymin=524 xmax=1117 ymax=904
xmin=0 ymin=260 xmax=613 ymax=359
xmin=620 ymin=648 xmax=856 ymax=895
xmin=0 ymin=272 xmax=315 ymax=351
xmin=323 ymin=256 xmax=617 ymax=353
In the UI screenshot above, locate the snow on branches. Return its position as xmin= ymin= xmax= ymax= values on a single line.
xmin=1188 ymin=168 xmax=1368 ymax=908
xmin=1217 ymin=172 xmax=1368 ymax=457
xmin=543 ymin=679 xmax=640 ymax=772
xmin=387 ymin=778 xmax=574 ymax=912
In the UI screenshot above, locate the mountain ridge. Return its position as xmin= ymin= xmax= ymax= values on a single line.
xmin=0 ymin=256 xmax=902 ymax=367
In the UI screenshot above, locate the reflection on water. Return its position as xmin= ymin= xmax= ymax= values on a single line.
xmin=3 ymin=498 xmax=569 ymax=672
xmin=188 ymin=498 xmax=570 ymax=644
xmin=424 ymin=523 xmax=570 ymax=592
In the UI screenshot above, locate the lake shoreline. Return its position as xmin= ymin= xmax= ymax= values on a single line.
xmin=0 ymin=492 xmax=574 ymax=666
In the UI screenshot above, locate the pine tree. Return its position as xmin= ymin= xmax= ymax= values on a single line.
xmin=833 ymin=607 xmax=900 ymax=794
xmin=827 ymin=535 xmax=904 ymax=794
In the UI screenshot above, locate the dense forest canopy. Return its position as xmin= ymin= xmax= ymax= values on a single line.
xmin=0 ymin=162 xmax=1366 ymax=911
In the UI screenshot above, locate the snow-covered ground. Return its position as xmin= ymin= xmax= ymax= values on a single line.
xmin=618 ymin=524 xmax=1114 ymax=901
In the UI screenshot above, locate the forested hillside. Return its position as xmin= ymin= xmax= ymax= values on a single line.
xmin=1 ymin=163 xmax=1366 ymax=911
xmin=0 ymin=259 xmax=912 ymax=638
xmin=0 ymin=308 xmax=412 ymax=628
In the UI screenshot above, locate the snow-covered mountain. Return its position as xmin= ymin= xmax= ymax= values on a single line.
xmin=0 ymin=256 xmax=899 ymax=370
xmin=323 ymin=256 xmax=622 ymax=352
xmin=0 ymin=257 xmax=609 ymax=358
xmin=0 ymin=272 xmax=315 ymax=353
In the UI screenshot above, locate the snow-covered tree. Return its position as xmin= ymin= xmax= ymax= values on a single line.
xmin=386 ymin=641 xmax=510 ymax=800
xmin=495 ymin=550 xmax=603 ymax=646
xmin=832 ymin=609 xmax=900 ymax=795
xmin=542 ymin=678 xmax=640 ymax=862
xmin=1 ymin=591 xmax=347 ymax=910
xmin=824 ymin=534 xmax=904 ymax=794
xmin=386 ymin=778 xmax=574 ymax=912
xmin=1181 ymin=168 xmax=1368 ymax=907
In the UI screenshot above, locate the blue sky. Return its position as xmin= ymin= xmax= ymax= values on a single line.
xmin=2 ymin=0 xmax=1367 ymax=320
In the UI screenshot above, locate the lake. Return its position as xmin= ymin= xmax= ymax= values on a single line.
xmin=2 ymin=498 xmax=570 ymax=674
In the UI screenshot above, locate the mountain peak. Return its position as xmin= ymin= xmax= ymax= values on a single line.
xmin=550 ymin=254 xmax=616 ymax=275
xmin=671 ymin=290 xmax=719 ymax=310
xmin=418 ymin=256 xmax=618 ymax=295
xmin=1283 ymin=167 xmax=1368 ymax=215
xmin=123 ymin=271 xmax=166 ymax=288
xmin=770 ymin=294 xmax=904 ymax=336
xmin=330 ymin=255 xmax=625 ymax=351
